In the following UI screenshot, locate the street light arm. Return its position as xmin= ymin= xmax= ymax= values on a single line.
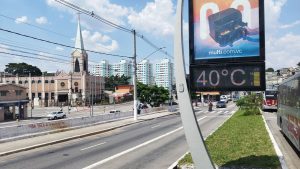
xmin=140 ymin=47 xmax=166 ymax=62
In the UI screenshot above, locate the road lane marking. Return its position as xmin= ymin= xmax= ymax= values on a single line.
xmin=83 ymin=116 xmax=207 ymax=169
xmin=80 ymin=142 xmax=106 ymax=151
xmin=151 ymin=125 xmax=161 ymax=129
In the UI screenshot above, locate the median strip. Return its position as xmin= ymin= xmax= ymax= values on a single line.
xmin=178 ymin=110 xmax=281 ymax=169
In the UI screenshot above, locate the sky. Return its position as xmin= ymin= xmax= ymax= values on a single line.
xmin=0 ymin=0 xmax=299 ymax=73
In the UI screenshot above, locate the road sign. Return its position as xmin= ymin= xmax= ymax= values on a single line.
xmin=190 ymin=63 xmax=265 ymax=91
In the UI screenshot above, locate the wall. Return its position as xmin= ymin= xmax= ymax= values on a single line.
xmin=0 ymin=106 xmax=170 ymax=140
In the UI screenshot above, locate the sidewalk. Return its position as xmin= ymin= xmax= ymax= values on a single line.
xmin=0 ymin=111 xmax=177 ymax=156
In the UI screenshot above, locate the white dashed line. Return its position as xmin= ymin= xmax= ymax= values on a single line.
xmin=80 ymin=142 xmax=106 ymax=151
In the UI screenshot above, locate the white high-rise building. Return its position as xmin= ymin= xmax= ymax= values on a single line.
xmin=137 ymin=60 xmax=153 ymax=85
xmin=92 ymin=60 xmax=111 ymax=77
xmin=155 ymin=58 xmax=174 ymax=90
xmin=112 ymin=59 xmax=133 ymax=84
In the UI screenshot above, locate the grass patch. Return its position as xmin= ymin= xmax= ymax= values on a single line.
xmin=178 ymin=110 xmax=281 ymax=169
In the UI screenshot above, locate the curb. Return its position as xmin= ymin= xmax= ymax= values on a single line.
xmin=261 ymin=110 xmax=288 ymax=169
xmin=0 ymin=111 xmax=178 ymax=157
xmin=0 ymin=108 xmax=172 ymax=143
xmin=168 ymin=108 xmax=238 ymax=169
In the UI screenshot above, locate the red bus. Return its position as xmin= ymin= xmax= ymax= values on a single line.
xmin=262 ymin=89 xmax=278 ymax=111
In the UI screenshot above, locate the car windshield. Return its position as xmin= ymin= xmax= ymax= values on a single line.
xmin=50 ymin=112 xmax=57 ymax=114
xmin=218 ymin=101 xmax=225 ymax=104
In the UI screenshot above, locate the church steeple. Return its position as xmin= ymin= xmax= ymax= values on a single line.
xmin=75 ymin=14 xmax=84 ymax=51
xmin=72 ymin=13 xmax=88 ymax=73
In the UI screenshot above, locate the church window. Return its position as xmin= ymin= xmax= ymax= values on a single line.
xmin=83 ymin=60 xmax=87 ymax=71
xmin=75 ymin=58 xmax=80 ymax=72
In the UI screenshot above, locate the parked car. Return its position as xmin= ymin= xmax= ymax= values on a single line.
xmin=109 ymin=110 xmax=121 ymax=113
xmin=216 ymin=101 xmax=227 ymax=108
xmin=47 ymin=111 xmax=66 ymax=120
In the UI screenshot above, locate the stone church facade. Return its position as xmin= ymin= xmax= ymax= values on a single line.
xmin=0 ymin=18 xmax=104 ymax=107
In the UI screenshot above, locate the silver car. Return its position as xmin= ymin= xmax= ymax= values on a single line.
xmin=47 ymin=111 xmax=66 ymax=120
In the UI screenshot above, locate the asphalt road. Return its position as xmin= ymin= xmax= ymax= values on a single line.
xmin=0 ymin=102 xmax=134 ymax=128
xmin=263 ymin=111 xmax=300 ymax=169
xmin=0 ymin=103 xmax=237 ymax=169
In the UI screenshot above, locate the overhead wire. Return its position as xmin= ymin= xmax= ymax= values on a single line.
xmin=55 ymin=0 xmax=132 ymax=33
xmin=0 ymin=13 xmax=71 ymax=39
xmin=0 ymin=13 xmax=113 ymax=52
xmin=0 ymin=42 xmax=100 ymax=63
xmin=0 ymin=51 xmax=69 ymax=64
xmin=54 ymin=0 xmax=172 ymax=59
xmin=0 ymin=27 xmax=130 ymax=58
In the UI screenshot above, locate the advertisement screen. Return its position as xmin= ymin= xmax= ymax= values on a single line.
xmin=192 ymin=0 xmax=261 ymax=61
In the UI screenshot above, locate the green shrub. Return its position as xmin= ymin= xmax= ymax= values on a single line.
xmin=236 ymin=94 xmax=262 ymax=115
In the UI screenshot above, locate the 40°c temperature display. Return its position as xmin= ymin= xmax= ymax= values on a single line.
xmin=190 ymin=63 xmax=265 ymax=91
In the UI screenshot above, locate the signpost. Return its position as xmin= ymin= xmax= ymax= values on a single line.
xmin=174 ymin=0 xmax=265 ymax=168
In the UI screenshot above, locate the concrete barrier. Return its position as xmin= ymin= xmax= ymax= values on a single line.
xmin=0 ymin=111 xmax=133 ymax=140
xmin=0 ymin=106 xmax=172 ymax=140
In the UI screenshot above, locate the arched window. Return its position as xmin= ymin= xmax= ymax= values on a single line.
xmin=19 ymin=81 xmax=22 ymax=84
xmin=50 ymin=80 xmax=55 ymax=83
xmin=24 ymin=80 xmax=28 ymax=84
xmin=32 ymin=80 xmax=35 ymax=83
xmin=38 ymin=80 xmax=42 ymax=83
xmin=45 ymin=80 xmax=49 ymax=83
xmin=12 ymin=81 xmax=15 ymax=84
xmin=75 ymin=58 xmax=80 ymax=72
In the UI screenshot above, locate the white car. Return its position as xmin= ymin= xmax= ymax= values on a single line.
xmin=47 ymin=111 xmax=66 ymax=120
xmin=109 ymin=110 xmax=121 ymax=113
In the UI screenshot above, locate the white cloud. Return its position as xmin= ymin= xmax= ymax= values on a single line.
xmin=0 ymin=44 xmax=9 ymax=53
xmin=264 ymin=0 xmax=300 ymax=69
xmin=266 ymin=33 xmax=300 ymax=69
xmin=81 ymin=30 xmax=119 ymax=53
xmin=15 ymin=16 xmax=29 ymax=24
xmin=280 ymin=20 xmax=300 ymax=29
xmin=265 ymin=0 xmax=287 ymax=32
xmin=37 ymin=52 xmax=69 ymax=72
xmin=35 ymin=16 xmax=48 ymax=24
xmin=47 ymin=0 xmax=129 ymax=31
xmin=128 ymin=0 xmax=188 ymax=37
xmin=55 ymin=46 xmax=64 ymax=51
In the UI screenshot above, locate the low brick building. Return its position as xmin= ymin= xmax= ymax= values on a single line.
xmin=0 ymin=83 xmax=29 ymax=121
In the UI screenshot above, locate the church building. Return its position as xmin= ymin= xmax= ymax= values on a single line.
xmin=0 ymin=17 xmax=105 ymax=107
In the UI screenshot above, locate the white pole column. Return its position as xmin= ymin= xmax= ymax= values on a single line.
xmin=174 ymin=0 xmax=215 ymax=169
xmin=133 ymin=30 xmax=138 ymax=121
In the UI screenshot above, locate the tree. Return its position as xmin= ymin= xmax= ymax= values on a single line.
xmin=297 ymin=62 xmax=300 ymax=67
xmin=137 ymin=82 xmax=169 ymax=107
xmin=4 ymin=63 xmax=42 ymax=76
xmin=104 ymin=75 xmax=131 ymax=91
xmin=236 ymin=94 xmax=262 ymax=115
xmin=266 ymin=68 xmax=274 ymax=72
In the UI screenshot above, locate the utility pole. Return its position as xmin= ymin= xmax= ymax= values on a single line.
xmin=91 ymin=73 xmax=94 ymax=116
xmin=89 ymin=73 xmax=92 ymax=116
xmin=93 ymin=74 xmax=96 ymax=116
xmin=132 ymin=30 xmax=138 ymax=121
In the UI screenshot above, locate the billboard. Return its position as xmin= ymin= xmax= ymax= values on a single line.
xmin=190 ymin=0 xmax=265 ymax=64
